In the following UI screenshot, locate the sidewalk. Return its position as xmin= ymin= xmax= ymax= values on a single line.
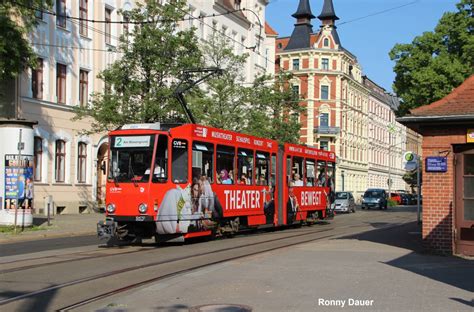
xmin=0 ymin=212 xmax=105 ymax=244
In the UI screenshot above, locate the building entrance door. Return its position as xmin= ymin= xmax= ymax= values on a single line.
xmin=454 ymin=145 xmax=474 ymax=256
xmin=96 ymin=143 xmax=109 ymax=208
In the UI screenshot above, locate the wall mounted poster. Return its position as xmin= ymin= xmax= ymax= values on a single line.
xmin=4 ymin=155 xmax=34 ymax=211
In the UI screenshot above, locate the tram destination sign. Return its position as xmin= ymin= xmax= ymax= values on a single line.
xmin=114 ymin=136 xmax=150 ymax=148
xmin=425 ymin=156 xmax=447 ymax=172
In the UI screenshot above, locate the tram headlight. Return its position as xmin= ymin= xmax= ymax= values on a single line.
xmin=106 ymin=203 xmax=116 ymax=213
xmin=138 ymin=203 xmax=148 ymax=214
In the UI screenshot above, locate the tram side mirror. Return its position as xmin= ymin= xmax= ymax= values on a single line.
xmin=100 ymin=161 xmax=107 ymax=175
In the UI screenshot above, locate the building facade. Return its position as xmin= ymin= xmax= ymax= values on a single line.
xmin=398 ymin=74 xmax=474 ymax=256
xmin=275 ymin=0 xmax=413 ymax=198
xmin=1 ymin=0 xmax=270 ymax=214
xmin=187 ymin=0 xmax=270 ymax=82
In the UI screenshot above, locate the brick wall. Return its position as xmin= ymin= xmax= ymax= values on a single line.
xmin=421 ymin=127 xmax=465 ymax=254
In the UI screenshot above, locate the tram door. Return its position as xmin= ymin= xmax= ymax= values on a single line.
xmin=96 ymin=143 xmax=109 ymax=208
xmin=454 ymin=145 xmax=474 ymax=255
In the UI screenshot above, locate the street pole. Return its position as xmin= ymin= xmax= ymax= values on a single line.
xmin=388 ymin=144 xmax=392 ymax=198
xmin=14 ymin=129 xmax=22 ymax=233
xmin=417 ymin=156 xmax=421 ymax=224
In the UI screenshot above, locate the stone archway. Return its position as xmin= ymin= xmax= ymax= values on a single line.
xmin=96 ymin=142 xmax=109 ymax=207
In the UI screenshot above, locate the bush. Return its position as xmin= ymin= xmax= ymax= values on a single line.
xmin=387 ymin=199 xmax=398 ymax=207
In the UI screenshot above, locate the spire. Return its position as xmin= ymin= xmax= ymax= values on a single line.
xmin=292 ymin=0 xmax=315 ymax=19
xmin=285 ymin=0 xmax=315 ymax=50
xmin=318 ymin=0 xmax=339 ymax=24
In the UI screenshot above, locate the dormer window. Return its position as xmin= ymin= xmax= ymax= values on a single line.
xmin=323 ymin=38 xmax=329 ymax=47
xmin=277 ymin=43 xmax=283 ymax=49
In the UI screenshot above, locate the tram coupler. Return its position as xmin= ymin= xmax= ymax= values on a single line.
xmin=97 ymin=217 xmax=117 ymax=240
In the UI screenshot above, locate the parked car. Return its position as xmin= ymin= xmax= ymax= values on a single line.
xmin=361 ymin=188 xmax=387 ymax=210
xmin=390 ymin=192 xmax=402 ymax=205
xmin=399 ymin=193 xmax=411 ymax=205
xmin=333 ymin=192 xmax=356 ymax=213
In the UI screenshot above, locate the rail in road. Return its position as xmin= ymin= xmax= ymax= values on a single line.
xmin=0 ymin=208 xmax=416 ymax=311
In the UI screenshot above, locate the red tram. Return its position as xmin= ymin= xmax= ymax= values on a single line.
xmin=98 ymin=123 xmax=336 ymax=243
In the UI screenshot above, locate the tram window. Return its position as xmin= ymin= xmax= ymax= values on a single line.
xmin=216 ymin=145 xmax=235 ymax=184
xmin=292 ymin=156 xmax=304 ymax=187
xmin=271 ymin=153 xmax=276 ymax=186
xmin=238 ymin=148 xmax=254 ymax=185
xmin=327 ymin=162 xmax=335 ymax=191
xmin=305 ymin=158 xmax=315 ymax=186
xmin=286 ymin=156 xmax=292 ymax=185
xmin=172 ymin=139 xmax=188 ymax=183
xmin=151 ymin=135 xmax=168 ymax=183
xmin=192 ymin=141 xmax=214 ymax=183
xmin=317 ymin=160 xmax=327 ymax=187
xmin=255 ymin=151 xmax=269 ymax=185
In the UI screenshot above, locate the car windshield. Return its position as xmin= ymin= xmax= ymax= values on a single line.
xmin=336 ymin=192 xmax=348 ymax=199
xmin=364 ymin=190 xmax=383 ymax=198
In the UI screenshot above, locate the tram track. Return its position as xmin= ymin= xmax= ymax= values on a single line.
xmin=0 ymin=224 xmax=340 ymax=310
xmin=1 ymin=211 xmax=414 ymax=311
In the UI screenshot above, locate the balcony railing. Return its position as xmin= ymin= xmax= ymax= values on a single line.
xmin=314 ymin=126 xmax=340 ymax=135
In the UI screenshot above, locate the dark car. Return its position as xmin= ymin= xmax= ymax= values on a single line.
xmin=399 ymin=193 xmax=411 ymax=205
xmin=361 ymin=188 xmax=387 ymax=210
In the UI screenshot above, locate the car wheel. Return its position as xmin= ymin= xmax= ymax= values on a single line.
xmin=361 ymin=206 xmax=365 ymax=210
xmin=352 ymin=207 xmax=356 ymax=213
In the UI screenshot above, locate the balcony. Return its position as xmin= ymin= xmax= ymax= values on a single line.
xmin=314 ymin=126 xmax=340 ymax=136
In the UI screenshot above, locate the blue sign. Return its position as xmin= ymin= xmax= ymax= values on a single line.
xmin=425 ymin=157 xmax=447 ymax=172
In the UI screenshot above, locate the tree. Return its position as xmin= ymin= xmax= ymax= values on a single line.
xmin=0 ymin=0 xmax=52 ymax=80
xmin=187 ymin=31 xmax=249 ymax=132
xmin=74 ymin=0 xmax=202 ymax=133
xmin=402 ymin=160 xmax=422 ymax=192
xmin=390 ymin=0 xmax=473 ymax=116
xmin=245 ymin=72 xmax=304 ymax=144
xmin=188 ymin=31 xmax=303 ymax=144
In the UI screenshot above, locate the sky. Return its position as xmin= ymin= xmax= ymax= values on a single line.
xmin=265 ymin=0 xmax=460 ymax=92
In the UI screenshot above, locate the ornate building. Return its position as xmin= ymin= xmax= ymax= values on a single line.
xmin=275 ymin=0 xmax=414 ymax=198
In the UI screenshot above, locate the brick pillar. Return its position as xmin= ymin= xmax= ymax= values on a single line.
xmin=422 ymin=136 xmax=454 ymax=255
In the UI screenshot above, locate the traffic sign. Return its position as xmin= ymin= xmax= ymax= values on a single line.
xmin=403 ymin=151 xmax=418 ymax=171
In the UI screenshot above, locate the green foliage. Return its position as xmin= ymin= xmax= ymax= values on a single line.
xmin=188 ymin=31 xmax=249 ymax=131
xmin=74 ymin=0 xmax=203 ymax=133
xmin=387 ymin=199 xmax=398 ymax=207
xmin=245 ymin=72 xmax=304 ymax=144
xmin=390 ymin=0 xmax=474 ymax=116
xmin=0 ymin=0 xmax=52 ymax=79
xmin=188 ymin=31 xmax=303 ymax=144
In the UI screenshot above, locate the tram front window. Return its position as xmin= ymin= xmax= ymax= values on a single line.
xmin=109 ymin=135 xmax=155 ymax=182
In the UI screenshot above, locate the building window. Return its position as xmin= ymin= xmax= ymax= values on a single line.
xmin=293 ymin=59 xmax=300 ymax=70
xmin=322 ymin=58 xmax=329 ymax=70
xmin=323 ymin=38 xmax=329 ymax=47
xmin=321 ymin=85 xmax=329 ymax=100
xmin=77 ymin=142 xmax=87 ymax=183
xmin=292 ymin=85 xmax=299 ymax=96
xmin=105 ymin=7 xmax=112 ymax=45
xmin=320 ymin=113 xmax=329 ymax=127
xmin=79 ymin=0 xmax=87 ymax=36
xmin=79 ymin=70 xmax=88 ymax=106
xmin=32 ymin=58 xmax=43 ymax=99
xmin=277 ymin=43 xmax=282 ymax=49
xmin=56 ymin=0 xmax=66 ymax=28
xmin=56 ymin=63 xmax=66 ymax=104
xmin=34 ymin=137 xmax=43 ymax=182
xmin=320 ymin=140 xmax=329 ymax=151
xmin=55 ymin=140 xmax=66 ymax=182
xmin=123 ymin=15 xmax=129 ymax=36
xmin=235 ymin=0 xmax=241 ymax=10
xmin=35 ymin=1 xmax=44 ymax=19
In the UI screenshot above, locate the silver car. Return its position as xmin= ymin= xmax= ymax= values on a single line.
xmin=334 ymin=192 xmax=356 ymax=213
